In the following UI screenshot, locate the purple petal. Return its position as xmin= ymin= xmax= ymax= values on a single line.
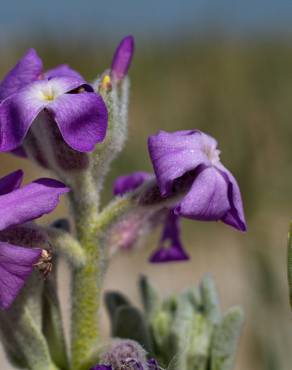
xmin=48 ymin=92 xmax=108 ymax=152
xmin=0 ymin=224 xmax=47 ymax=248
xmin=0 ymin=242 xmax=41 ymax=309
xmin=90 ymin=366 xmax=112 ymax=370
xmin=113 ymin=171 xmax=153 ymax=196
xmin=147 ymin=359 xmax=160 ymax=370
xmin=150 ymin=245 xmax=189 ymax=263
xmin=217 ymin=165 xmax=247 ymax=231
xmin=175 ymin=167 xmax=229 ymax=221
xmin=45 ymin=64 xmax=84 ymax=82
xmin=0 ymin=178 xmax=69 ymax=231
xmin=43 ymin=76 xmax=91 ymax=96
xmin=0 ymin=49 xmax=43 ymax=101
xmin=148 ymin=130 xmax=214 ymax=196
xmin=0 ymin=83 xmax=46 ymax=151
xmin=0 ymin=77 xmax=94 ymax=151
xmin=0 ymin=170 xmax=23 ymax=195
xmin=149 ymin=211 xmax=189 ymax=263
xmin=111 ymin=35 xmax=135 ymax=81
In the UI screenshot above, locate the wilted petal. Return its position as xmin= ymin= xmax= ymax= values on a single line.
xmin=45 ymin=64 xmax=84 ymax=82
xmin=0 ymin=49 xmax=43 ymax=101
xmin=0 ymin=84 xmax=46 ymax=151
xmin=113 ymin=171 xmax=153 ymax=196
xmin=149 ymin=211 xmax=189 ymax=263
xmin=0 ymin=170 xmax=23 ymax=195
xmin=217 ymin=165 xmax=247 ymax=231
xmin=148 ymin=130 xmax=213 ymax=196
xmin=0 ymin=178 xmax=69 ymax=231
xmin=49 ymin=92 xmax=108 ymax=152
xmin=111 ymin=35 xmax=135 ymax=81
xmin=0 ymin=242 xmax=41 ymax=309
xmin=176 ymin=167 xmax=229 ymax=221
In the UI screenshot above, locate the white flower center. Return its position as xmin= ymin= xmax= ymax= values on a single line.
xmin=38 ymin=85 xmax=57 ymax=102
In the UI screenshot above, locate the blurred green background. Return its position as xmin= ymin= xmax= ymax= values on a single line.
xmin=1 ymin=1 xmax=292 ymax=369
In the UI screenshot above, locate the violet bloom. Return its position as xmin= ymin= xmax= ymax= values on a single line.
xmin=148 ymin=130 xmax=246 ymax=232
xmin=0 ymin=48 xmax=108 ymax=152
xmin=111 ymin=35 xmax=135 ymax=81
xmin=113 ymin=172 xmax=188 ymax=263
xmin=113 ymin=171 xmax=152 ymax=196
xmin=0 ymin=169 xmax=69 ymax=309
xmin=149 ymin=211 xmax=189 ymax=263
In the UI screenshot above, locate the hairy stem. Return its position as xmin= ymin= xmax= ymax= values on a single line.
xmin=69 ymin=174 xmax=102 ymax=370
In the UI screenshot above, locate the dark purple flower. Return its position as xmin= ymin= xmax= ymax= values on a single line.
xmin=0 ymin=49 xmax=108 ymax=152
xmin=147 ymin=359 xmax=160 ymax=370
xmin=0 ymin=169 xmax=69 ymax=309
xmin=148 ymin=130 xmax=246 ymax=232
xmin=113 ymin=171 xmax=153 ymax=196
xmin=149 ymin=211 xmax=189 ymax=263
xmin=90 ymin=366 xmax=112 ymax=370
xmin=111 ymin=36 xmax=135 ymax=81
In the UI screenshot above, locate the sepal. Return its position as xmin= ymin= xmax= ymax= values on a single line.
xmin=42 ymin=266 xmax=69 ymax=369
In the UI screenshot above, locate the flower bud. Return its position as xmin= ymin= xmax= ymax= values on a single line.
xmin=101 ymin=339 xmax=148 ymax=370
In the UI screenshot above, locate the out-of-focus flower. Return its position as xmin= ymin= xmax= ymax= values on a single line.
xmin=113 ymin=171 xmax=188 ymax=263
xmin=0 ymin=49 xmax=108 ymax=153
xmin=0 ymin=169 xmax=69 ymax=309
xmin=91 ymin=339 xmax=160 ymax=370
xmin=149 ymin=210 xmax=189 ymax=263
xmin=111 ymin=35 xmax=135 ymax=82
xmin=148 ymin=130 xmax=246 ymax=232
xmin=90 ymin=358 xmax=159 ymax=370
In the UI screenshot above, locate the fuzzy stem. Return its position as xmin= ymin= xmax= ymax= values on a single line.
xmin=69 ymin=175 xmax=102 ymax=370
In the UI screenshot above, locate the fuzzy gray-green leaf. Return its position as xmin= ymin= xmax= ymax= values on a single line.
xmin=211 ymin=306 xmax=244 ymax=370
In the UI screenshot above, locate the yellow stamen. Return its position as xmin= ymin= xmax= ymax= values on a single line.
xmin=101 ymin=74 xmax=112 ymax=90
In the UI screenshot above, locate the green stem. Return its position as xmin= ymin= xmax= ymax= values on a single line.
xmin=287 ymin=221 xmax=292 ymax=310
xmin=70 ymin=175 xmax=102 ymax=370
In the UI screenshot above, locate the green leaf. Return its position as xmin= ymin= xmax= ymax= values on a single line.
xmin=0 ymin=305 xmax=58 ymax=370
xmin=211 ymin=306 xmax=244 ymax=370
xmin=42 ymin=269 xmax=69 ymax=370
xmin=287 ymin=221 xmax=292 ymax=309
xmin=104 ymin=291 xmax=132 ymax=325
xmin=139 ymin=275 xmax=161 ymax=318
xmin=200 ymin=275 xmax=221 ymax=324
xmin=113 ymin=305 xmax=153 ymax=353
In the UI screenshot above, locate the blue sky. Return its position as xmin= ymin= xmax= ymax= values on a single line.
xmin=1 ymin=0 xmax=292 ymax=44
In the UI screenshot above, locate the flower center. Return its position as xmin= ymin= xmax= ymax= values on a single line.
xmin=38 ymin=85 xmax=57 ymax=102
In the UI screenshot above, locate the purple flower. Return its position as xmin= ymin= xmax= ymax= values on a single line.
xmin=0 ymin=49 xmax=108 ymax=152
xmin=149 ymin=211 xmax=189 ymax=263
xmin=148 ymin=130 xmax=246 ymax=232
xmin=89 ymin=359 xmax=159 ymax=370
xmin=0 ymin=169 xmax=69 ymax=309
xmin=111 ymin=36 xmax=135 ymax=81
xmin=113 ymin=171 xmax=153 ymax=196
